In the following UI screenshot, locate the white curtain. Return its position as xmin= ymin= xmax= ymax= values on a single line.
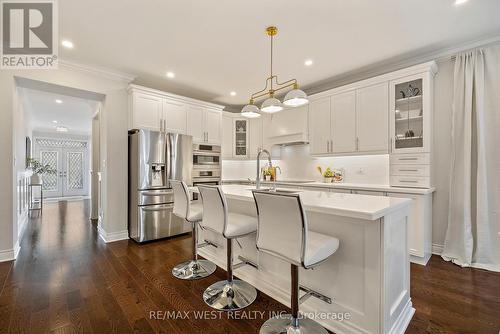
xmin=442 ymin=46 xmax=500 ymax=272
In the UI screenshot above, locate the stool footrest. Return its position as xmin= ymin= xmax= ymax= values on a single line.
xmin=233 ymin=256 xmax=258 ymax=270
xmin=299 ymin=285 xmax=332 ymax=305
xmin=198 ymin=239 xmax=220 ymax=249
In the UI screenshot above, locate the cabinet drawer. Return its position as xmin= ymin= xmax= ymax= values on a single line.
xmin=390 ymin=164 xmax=430 ymax=177
xmin=390 ymin=176 xmax=430 ymax=188
xmin=390 ymin=153 xmax=430 ymax=165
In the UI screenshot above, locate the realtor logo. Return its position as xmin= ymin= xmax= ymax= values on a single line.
xmin=1 ymin=0 xmax=58 ymax=69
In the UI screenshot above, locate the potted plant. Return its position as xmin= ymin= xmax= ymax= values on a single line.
xmin=27 ymin=158 xmax=56 ymax=185
xmin=263 ymin=168 xmax=272 ymax=181
xmin=317 ymin=166 xmax=334 ymax=183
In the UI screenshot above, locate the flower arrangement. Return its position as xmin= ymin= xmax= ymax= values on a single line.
xmin=317 ymin=166 xmax=334 ymax=183
xmin=27 ymin=158 xmax=57 ymax=175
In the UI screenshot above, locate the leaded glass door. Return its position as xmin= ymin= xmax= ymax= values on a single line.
xmin=39 ymin=149 xmax=63 ymax=197
xmin=35 ymin=138 xmax=89 ymax=198
xmin=62 ymin=148 xmax=87 ymax=196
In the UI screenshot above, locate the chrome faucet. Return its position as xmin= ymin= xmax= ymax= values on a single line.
xmin=256 ymin=149 xmax=272 ymax=190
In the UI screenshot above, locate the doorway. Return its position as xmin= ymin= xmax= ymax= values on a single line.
xmin=35 ymin=137 xmax=89 ymax=198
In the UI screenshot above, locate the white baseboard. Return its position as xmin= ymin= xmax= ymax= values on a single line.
xmin=97 ymin=224 xmax=129 ymax=243
xmin=0 ymin=241 xmax=20 ymax=263
xmin=432 ymin=243 xmax=444 ymax=255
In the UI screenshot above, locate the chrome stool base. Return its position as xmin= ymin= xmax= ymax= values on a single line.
xmin=203 ymin=279 xmax=257 ymax=311
xmin=259 ymin=314 xmax=329 ymax=334
xmin=172 ymin=260 xmax=216 ymax=280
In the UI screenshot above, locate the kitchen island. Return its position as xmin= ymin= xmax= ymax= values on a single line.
xmin=194 ymin=185 xmax=413 ymax=334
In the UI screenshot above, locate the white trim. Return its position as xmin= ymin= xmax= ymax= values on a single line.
xmin=97 ymin=224 xmax=129 ymax=243
xmin=388 ymin=298 xmax=415 ymax=334
xmin=0 ymin=241 xmax=20 ymax=263
xmin=431 ymin=243 xmax=444 ymax=255
xmin=59 ymin=59 xmax=136 ymax=83
xmin=128 ymin=84 xmax=225 ymax=111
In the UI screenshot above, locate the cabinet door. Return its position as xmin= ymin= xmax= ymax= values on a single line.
xmin=221 ymin=115 xmax=234 ymax=159
xmin=387 ymin=193 xmax=421 ymax=257
xmin=233 ymin=119 xmax=249 ymax=158
xmin=249 ymin=118 xmax=263 ymax=158
xmin=163 ymin=99 xmax=186 ymax=134
xmin=308 ymin=97 xmax=331 ymax=155
xmin=356 ymin=83 xmax=389 ymax=153
xmin=132 ymin=93 xmax=162 ymax=131
xmin=186 ymin=105 xmax=205 ymax=143
xmin=331 ymin=90 xmax=356 ymax=153
xmin=204 ymin=109 xmax=222 ymax=144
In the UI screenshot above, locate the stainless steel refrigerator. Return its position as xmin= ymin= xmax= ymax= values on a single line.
xmin=128 ymin=129 xmax=193 ymax=242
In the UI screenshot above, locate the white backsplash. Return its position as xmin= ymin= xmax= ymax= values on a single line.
xmin=222 ymin=144 xmax=389 ymax=185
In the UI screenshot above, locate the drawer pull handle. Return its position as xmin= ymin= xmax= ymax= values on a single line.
xmin=398 ymin=158 xmax=418 ymax=161
xmin=399 ymin=180 xmax=418 ymax=183
xmin=399 ymin=169 xmax=419 ymax=172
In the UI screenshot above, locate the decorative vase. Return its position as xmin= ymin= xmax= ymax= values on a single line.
xmin=30 ymin=174 xmax=42 ymax=185
xmin=323 ymin=177 xmax=333 ymax=183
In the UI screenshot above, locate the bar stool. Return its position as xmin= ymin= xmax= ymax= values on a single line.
xmin=198 ymin=185 xmax=258 ymax=311
xmin=170 ymin=180 xmax=216 ymax=280
xmin=253 ymin=190 xmax=340 ymax=334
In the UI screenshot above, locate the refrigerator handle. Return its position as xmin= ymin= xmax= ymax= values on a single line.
xmin=166 ymin=134 xmax=172 ymax=187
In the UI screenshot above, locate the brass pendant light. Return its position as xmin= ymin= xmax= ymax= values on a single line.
xmin=241 ymin=26 xmax=309 ymax=118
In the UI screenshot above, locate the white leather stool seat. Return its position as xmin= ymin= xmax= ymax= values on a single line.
xmin=304 ymin=231 xmax=340 ymax=268
xmin=225 ymin=213 xmax=258 ymax=239
xmin=187 ymin=202 xmax=203 ymax=222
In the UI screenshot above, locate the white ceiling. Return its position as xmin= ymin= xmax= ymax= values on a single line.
xmin=58 ymin=0 xmax=500 ymax=107
xmin=20 ymin=88 xmax=98 ymax=135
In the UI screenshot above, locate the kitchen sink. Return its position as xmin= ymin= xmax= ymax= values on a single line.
xmin=246 ymin=187 xmax=300 ymax=194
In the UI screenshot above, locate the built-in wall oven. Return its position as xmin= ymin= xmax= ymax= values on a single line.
xmin=192 ymin=144 xmax=221 ymax=199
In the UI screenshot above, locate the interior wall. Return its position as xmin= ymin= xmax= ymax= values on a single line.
xmin=0 ymin=66 xmax=131 ymax=260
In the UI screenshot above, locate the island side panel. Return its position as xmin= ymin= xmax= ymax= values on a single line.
xmin=381 ymin=207 xmax=414 ymax=334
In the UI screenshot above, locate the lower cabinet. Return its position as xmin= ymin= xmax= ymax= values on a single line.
xmin=387 ymin=192 xmax=432 ymax=265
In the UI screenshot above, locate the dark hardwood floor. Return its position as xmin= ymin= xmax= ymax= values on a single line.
xmin=0 ymin=200 xmax=499 ymax=334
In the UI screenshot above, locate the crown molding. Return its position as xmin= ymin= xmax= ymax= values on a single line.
xmin=58 ymin=59 xmax=137 ymax=83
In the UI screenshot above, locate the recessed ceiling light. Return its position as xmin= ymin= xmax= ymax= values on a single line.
xmin=455 ymin=0 xmax=468 ymax=5
xmin=166 ymin=71 xmax=175 ymax=79
xmin=304 ymin=59 xmax=313 ymax=66
xmin=52 ymin=120 xmax=58 ymax=124
xmin=56 ymin=126 xmax=68 ymax=133
xmin=61 ymin=40 xmax=74 ymax=49
xmin=230 ymin=91 xmax=237 ymax=96
xmin=55 ymin=99 xmax=63 ymax=104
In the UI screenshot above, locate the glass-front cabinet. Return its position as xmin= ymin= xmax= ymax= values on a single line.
xmin=390 ymin=73 xmax=432 ymax=153
xmin=233 ymin=119 xmax=249 ymax=158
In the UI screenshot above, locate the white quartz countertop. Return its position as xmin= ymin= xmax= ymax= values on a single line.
xmin=222 ymin=179 xmax=435 ymax=195
xmin=192 ymin=184 xmax=411 ymax=221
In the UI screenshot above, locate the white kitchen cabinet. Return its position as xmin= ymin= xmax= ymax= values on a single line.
xmin=356 ymin=82 xmax=389 ymax=153
xmin=187 ymin=107 xmax=222 ymax=144
xmin=308 ymin=97 xmax=331 ymax=155
xmin=163 ymin=99 xmax=186 ymax=134
xmin=221 ymin=114 xmax=234 ymax=159
xmin=387 ymin=192 xmax=432 ymax=265
xmin=331 ymin=90 xmax=356 ymax=153
xmin=186 ymin=105 xmax=205 ymax=142
xmin=130 ymin=92 xmax=163 ymax=131
xmin=128 ymin=85 xmax=224 ymax=139
xmin=204 ymin=109 xmax=222 ymax=144
xmin=248 ymin=118 xmax=263 ymax=158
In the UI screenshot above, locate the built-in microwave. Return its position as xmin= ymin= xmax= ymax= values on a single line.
xmin=193 ymin=144 xmax=221 ymax=166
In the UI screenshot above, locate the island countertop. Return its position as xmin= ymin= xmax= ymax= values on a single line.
xmin=193 ymin=184 xmax=411 ymax=221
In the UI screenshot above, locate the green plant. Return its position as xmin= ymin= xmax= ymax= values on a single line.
xmin=323 ymin=167 xmax=334 ymax=178
xmin=27 ymin=158 xmax=56 ymax=175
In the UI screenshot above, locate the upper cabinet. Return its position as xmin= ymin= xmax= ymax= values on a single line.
xmin=309 ymin=84 xmax=388 ymax=156
xmin=331 ymin=90 xmax=356 ymax=153
xmin=221 ymin=112 xmax=263 ymax=160
xmin=390 ymin=72 xmax=433 ymax=154
xmin=264 ymin=105 xmax=309 ymax=145
xmin=356 ymin=83 xmax=389 ymax=153
xmin=130 ymin=92 xmax=163 ymax=131
xmin=128 ymin=85 xmax=224 ymax=145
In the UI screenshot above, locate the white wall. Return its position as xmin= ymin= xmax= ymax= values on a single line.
xmin=0 ymin=65 xmax=131 ymax=260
